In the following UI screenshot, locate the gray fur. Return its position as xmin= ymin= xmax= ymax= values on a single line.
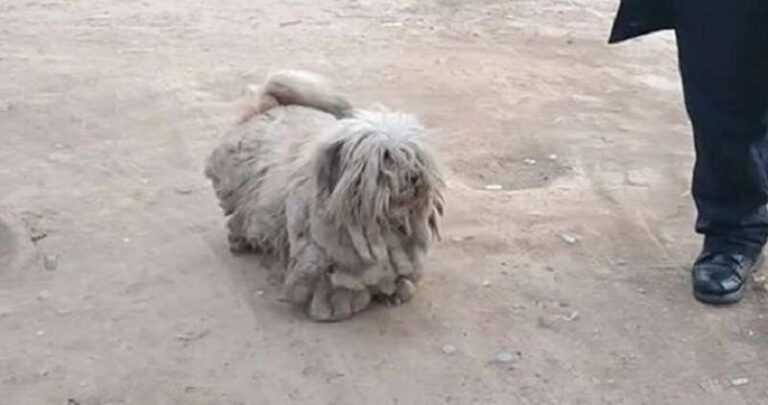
xmin=205 ymin=70 xmax=445 ymax=321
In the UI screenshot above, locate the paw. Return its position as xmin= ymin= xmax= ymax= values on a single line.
xmin=395 ymin=277 xmax=417 ymax=302
xmin=375 ymin=277 xmax=417 ymax=307
xmin=228 ymin=234 xmax=252 ymax=254
xmin=307 ymin=276 xmax=372 ymax=322
xmin=282 ymin=265 xmax=321 ymax=305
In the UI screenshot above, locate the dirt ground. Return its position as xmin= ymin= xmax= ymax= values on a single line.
xmin=2 ymin=0 xmax=768 ymax=404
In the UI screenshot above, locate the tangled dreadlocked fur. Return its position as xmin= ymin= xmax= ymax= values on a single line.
xmin=205 ymin=70 xmax=445 ymax=321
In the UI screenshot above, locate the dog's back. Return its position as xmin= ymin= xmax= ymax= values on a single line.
xmin=205 ymin=106 xmax=336 ymax=217
xmin=206 ymin=70 xmax=353 ymax=218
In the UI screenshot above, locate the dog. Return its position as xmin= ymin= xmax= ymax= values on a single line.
xmin=205 ymin=70 xmax=445 ymax=321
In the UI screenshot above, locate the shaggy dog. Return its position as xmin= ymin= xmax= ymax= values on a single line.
xmin=205 ymin=70 xmax=445 ymax=321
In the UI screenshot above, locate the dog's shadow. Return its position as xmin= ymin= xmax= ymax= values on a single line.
xmin=202 ymin=229 xmax=295 ymax=319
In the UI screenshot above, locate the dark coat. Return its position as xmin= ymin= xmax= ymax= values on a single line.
xmin=609 ymin=0 xmax=675 ymax=43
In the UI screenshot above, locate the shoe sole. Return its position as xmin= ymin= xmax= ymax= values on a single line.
xmin=693 ymin=254 xmax=764 ymax=305
xmin=694 ymin=287 xmax=745 ymax=305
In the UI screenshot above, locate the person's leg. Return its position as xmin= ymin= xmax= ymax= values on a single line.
xmin=675 ymin=0 xmax=768 ymax=303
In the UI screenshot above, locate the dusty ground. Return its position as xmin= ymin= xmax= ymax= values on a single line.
xmin=2 ymin=0 xmax=768 ymax=404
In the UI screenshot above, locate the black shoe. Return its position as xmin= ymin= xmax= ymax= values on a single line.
xmin=692 ymin=252 xmax=763 ymax=305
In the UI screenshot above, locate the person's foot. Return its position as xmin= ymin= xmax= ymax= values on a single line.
xmin=692 ymin=252 xmax=763 ymax=305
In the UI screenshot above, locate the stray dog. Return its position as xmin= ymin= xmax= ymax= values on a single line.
xmin=205 ymin=70 xmax=445 ymax=321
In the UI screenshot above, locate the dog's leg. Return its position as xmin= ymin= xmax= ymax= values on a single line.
xmin=282 ymin=241 xmax=325 ymax=304
xmin=388 ymin=233 xmax=424 ymax=288
xmin=390 ymin=245 xmax=427 ymax=304
xmin=284 ymin=193 xmax=373 ymax=320
xmin=308 ymin=275 xmax=336 ymax=321
xmin=226 ymin=212 xmax=253 ymax=253
xmin=408 ymin=247 xmax=426 ymax=283
xmin=389 ymin=242 xmax=415 ymax=277
xmin=283 ymin=195 xmax=323 ymax=303
xmin=367 ymin=236 xmax=423 ymax=306
xmin=398 ymin=207 xmax=432 ymax=283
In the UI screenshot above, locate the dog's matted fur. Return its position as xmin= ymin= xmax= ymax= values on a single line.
xmin=205 ymin=70 xmax=445 ymax=321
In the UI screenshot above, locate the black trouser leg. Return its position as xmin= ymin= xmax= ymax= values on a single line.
xmin=675 ymin=0 xmax=768 ymax=257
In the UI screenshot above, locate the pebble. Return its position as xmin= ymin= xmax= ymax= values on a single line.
xmin=560 ymin=234 xmax=578 ymax=245
xmin=482 ymin=280 xmax=492 ymax=288
xmin=548 ymin=154 xmax=558 ymax=161
xmin=753 ymin=274 xmax=768 ymax=291
xmin=176 ymin=329 xmax=211 ymax=346
xmin=244 ymin=84 xmax=260 ymax=96
xmin=43 ymin=255 xmax=58 ymax=271
xmin=174 ymin=186 xmax=196 ymax=195
xmin=495 ymin=351 xmax=516 ymax=363
xmin=442 ymin=345 xmax=457 ymax=355
xmin=36 ymin=330 xmax=45 ymax=336
xmin=563 ymin=311 xmax=580 ymax=321
xmin=484 ymin=184 xmax=503 ymax=191
xmin=30 ymin=229 xmax=47 ymax=243
xmin=47 ymin=151 xmax=74 ymax=163
xmin=255 ymin=290 xmax=265 ymax=297
xmin=279 ymin=20 xmax=303 ymax=27
xmin=626 ymin=169 xmax=651 ymax=187
xmin=731 ymin=378 xmax=750 ymax=387
xmin=523 ymin=158 xmax=537 ymax=166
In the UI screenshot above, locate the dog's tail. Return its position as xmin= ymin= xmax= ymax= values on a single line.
xmin=239 ymin=70 xmax=353 ymax=123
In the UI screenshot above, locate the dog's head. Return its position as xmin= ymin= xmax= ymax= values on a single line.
xmin=314 ymin=111 xmax=445 ymax=246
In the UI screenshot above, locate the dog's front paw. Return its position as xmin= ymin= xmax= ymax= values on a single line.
xmin=375 ymin=277 xmax=417 ymax=307
xmin=228 ymin=234 xmax=252 ymax=254
xmin=395 ymin=277 xmax=417 ymax=303
xmin=307 ymin=276 xmax=372 ymax=322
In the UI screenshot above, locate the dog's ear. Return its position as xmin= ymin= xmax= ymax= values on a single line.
xmin=316 ymin=140 xmax=344 ymax=197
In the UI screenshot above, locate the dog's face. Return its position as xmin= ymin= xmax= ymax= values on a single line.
xmin=314 ymin=112 xmax=444 ymax=241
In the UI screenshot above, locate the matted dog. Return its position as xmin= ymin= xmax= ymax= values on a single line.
xmin=205 ymin=70 xmax=445 ymax=321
